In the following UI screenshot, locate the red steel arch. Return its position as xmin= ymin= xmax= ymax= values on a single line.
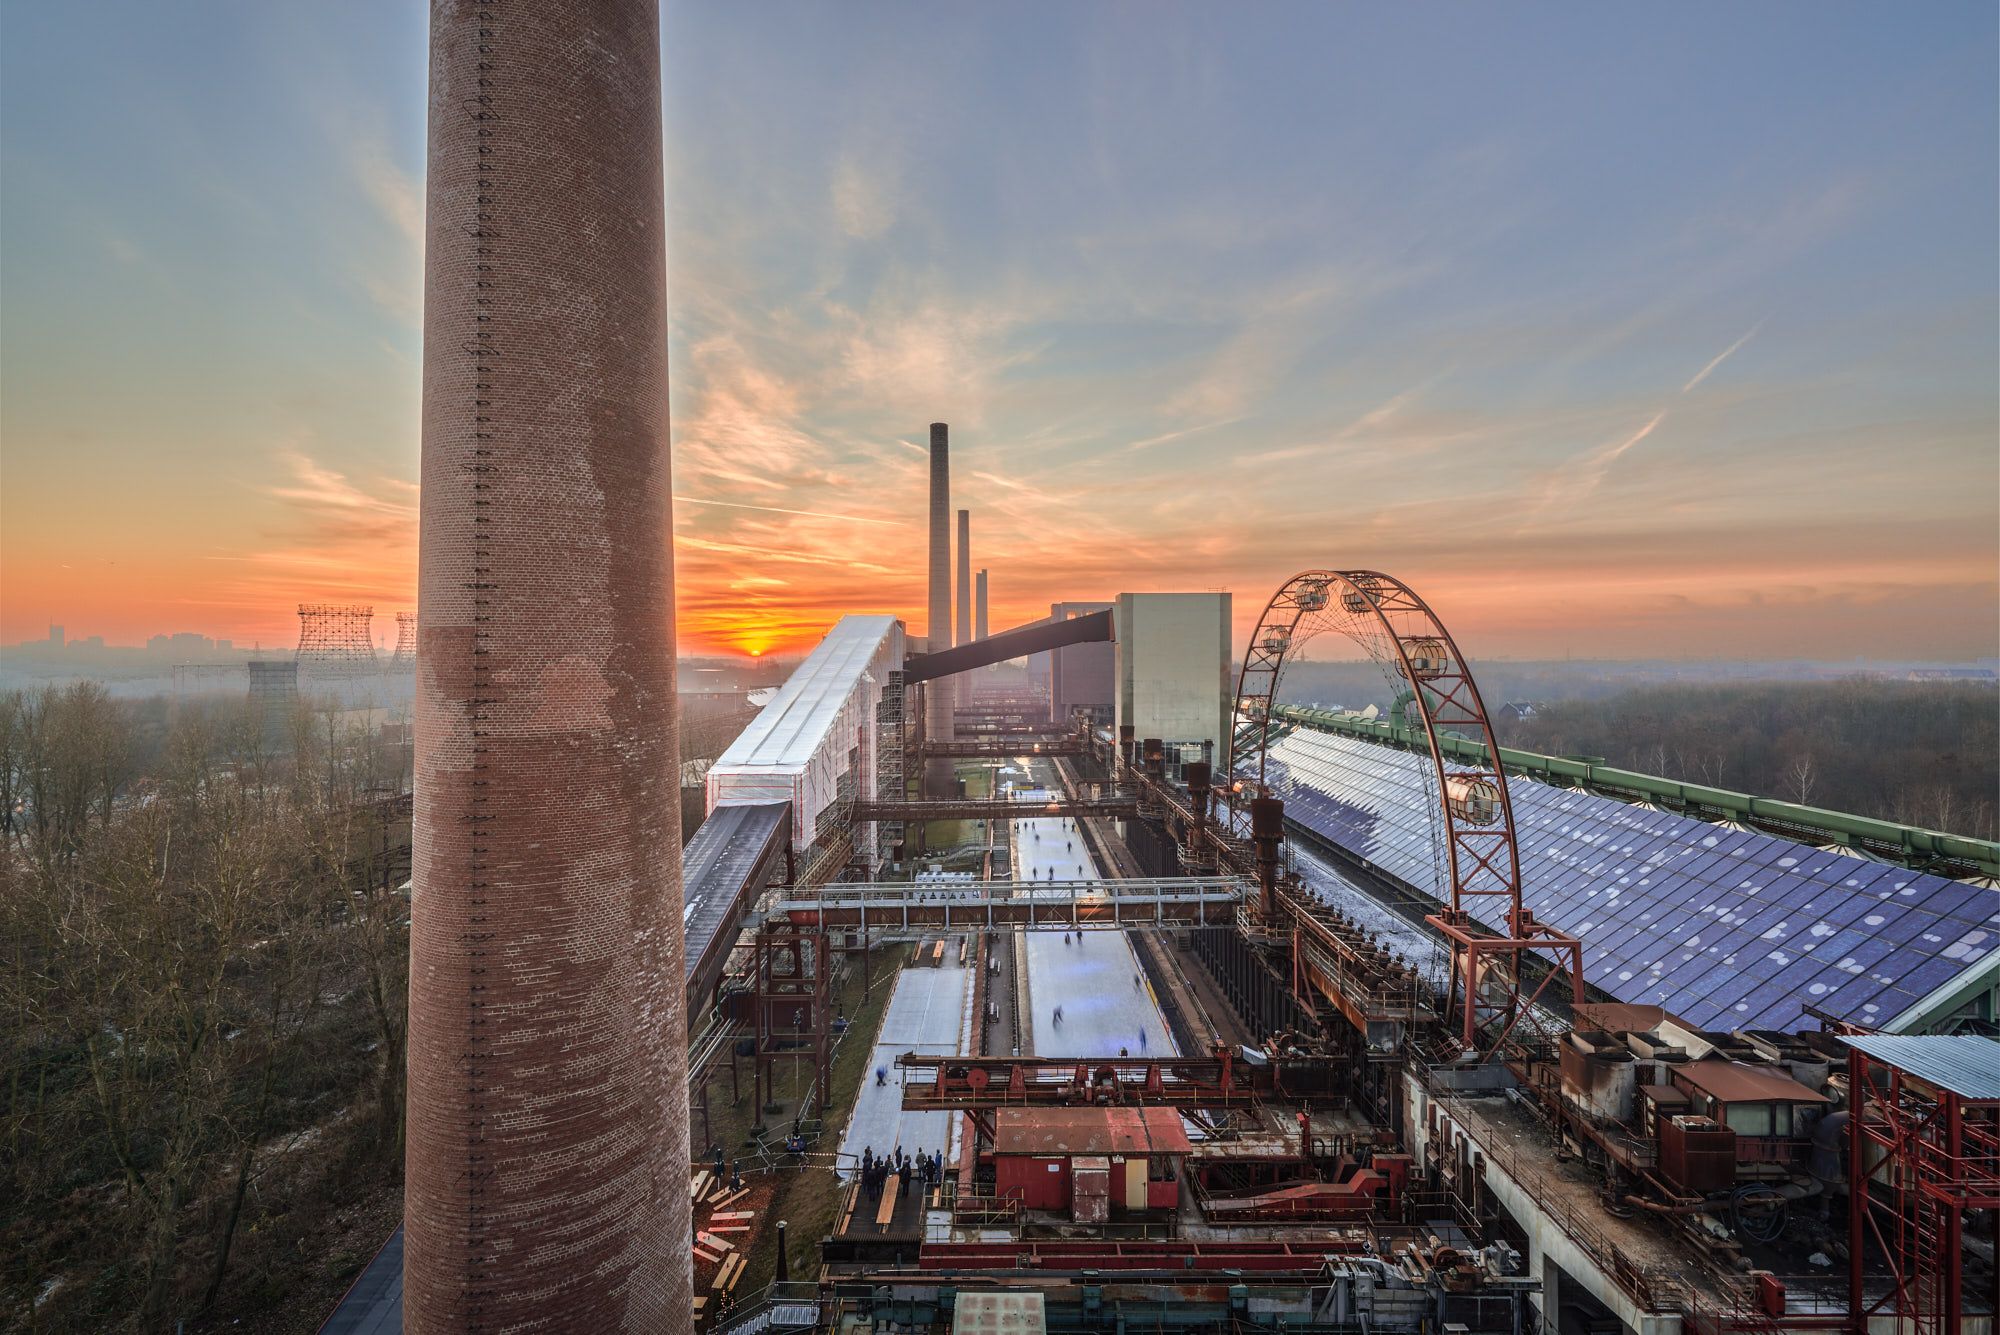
xmin=1227 ymin=569 xmax=1584 ymax=1056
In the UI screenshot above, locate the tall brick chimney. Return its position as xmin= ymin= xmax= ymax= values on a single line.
xmin=975 ymin=569 xmax=989 ymax=641
xmin=926 ymin=423 xmax=953 ymax=794
xmin=956 ymin=509 xmax=973 ymax=649
xmin=408 ymin=2 xmax=691 ymax=1330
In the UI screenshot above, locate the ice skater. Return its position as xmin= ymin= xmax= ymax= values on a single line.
xmin=1138 ymin=1029 xmax=1148 ymax=1052
xmin=1052 ymin=1005 xmax=1064 ymax=1028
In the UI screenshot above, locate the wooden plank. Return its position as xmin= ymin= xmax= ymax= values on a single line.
xmin=697 ymin=1231 xmax=736 ymax=1253
xmin=709 ymin=1210 xmax=756 ymax=1221
xmin=692 ymin=1245 xmax=722 ymax=1264
xmin=710 ymin=1186 xmax=749 ymax=1209
xmin=719 ymin=1255 xmax=747 ymax=1293
xmin=875 ymin=1174 xmax=900 ymax=1226
xmin=707 ymin=1223 xmax=750 ymax=1234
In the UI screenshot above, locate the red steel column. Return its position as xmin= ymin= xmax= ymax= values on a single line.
xmin=409 ymin=2 xmax=690 ymax=1330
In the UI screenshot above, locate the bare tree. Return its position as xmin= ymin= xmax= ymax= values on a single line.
xmin=1782 ymin=751 xmax=1817 ymax=805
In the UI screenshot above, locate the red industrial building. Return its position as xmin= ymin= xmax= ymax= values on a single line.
xmin=991 ymin=1107 xmax=1191 ymax=1219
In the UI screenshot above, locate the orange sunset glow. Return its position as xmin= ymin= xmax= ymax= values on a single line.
xmin=3 ymin=4 xmax=1994 ymax=664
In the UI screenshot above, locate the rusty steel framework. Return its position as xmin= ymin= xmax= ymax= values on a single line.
xmin=1846 ymin=1045 xmax=2000 ymax=1335
xmin=751 ymin=922 xmax=833 ymax=1119
xmin=1226 ymin=570 xmax=1584 ymax=1059
xmin=295 ymin=602 xmax=377 ymax=665
xmin=897 ymin=1048 xmax=1275 ymax=1111
xmin=391 ymin=611 xmax=418 ymax=664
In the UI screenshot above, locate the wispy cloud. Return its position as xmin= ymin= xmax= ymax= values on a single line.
xmin=831 ymin=151 xmax=900 ymax=240
xmin=1682 ymin=321 xmax=1764 ymax=393
xmin=674 ymin=494 xmax=901 ymax=525
xmin=1124 ymin=418 xmax=1244 ymax=452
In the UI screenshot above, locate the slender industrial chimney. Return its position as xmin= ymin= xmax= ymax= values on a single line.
xmin=955 ymin=509 xmax=972 ymax=650
xmin=975 ymin=569 xmax=989 ymax=641
xmin=409 ymin=3 xmax=690 ymax=1330
xmin=926 ymin=424 xmax=953 ymax=793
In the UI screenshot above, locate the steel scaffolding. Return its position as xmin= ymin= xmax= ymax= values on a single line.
xmin=295 ymin=603 xmax=377 ymax=667
xmin=1847 ymin=1039 xmax=2000 ymax=1335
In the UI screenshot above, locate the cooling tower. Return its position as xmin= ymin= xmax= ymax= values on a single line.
xmin=408 ymin=2 xmax=691 ymax=1330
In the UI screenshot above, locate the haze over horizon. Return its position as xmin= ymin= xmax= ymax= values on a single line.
xmin=3 ymin=2 xmax=1995 ymax=660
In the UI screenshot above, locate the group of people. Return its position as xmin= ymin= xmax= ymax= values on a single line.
xmin=857 ymin=1145 xmax=946 ymax=1202
xmin=1025 ymin=817 xmax=1077 ymax=881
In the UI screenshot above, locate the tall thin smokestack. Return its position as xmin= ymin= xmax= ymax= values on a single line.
xmin=976 ymin=569 xmax=989 ymax=641
xmin=956 ymin=509 xmax=972 ymax=649
xmin=409 ymin=3 xmax=689 ymax=1330
xmin=926 ymin=424 xmax=953 ymax=793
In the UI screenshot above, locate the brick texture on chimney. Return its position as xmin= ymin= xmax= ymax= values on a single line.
xmin=409 ymin=2 xmax=691 ymax=1330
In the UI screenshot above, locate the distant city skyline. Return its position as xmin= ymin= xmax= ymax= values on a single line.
xmin=3 ymin=3 xmax=1994 ymax=659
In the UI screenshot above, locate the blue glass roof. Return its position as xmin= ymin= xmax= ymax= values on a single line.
xmin=1266 ymin=728 xmax=1998 ymax=1032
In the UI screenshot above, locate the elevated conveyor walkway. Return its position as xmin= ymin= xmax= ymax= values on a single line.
xmin=683 ymin=800 xmax=792 ymax=1007
xmin=775 ymin=877 xmax=1245 ymax=932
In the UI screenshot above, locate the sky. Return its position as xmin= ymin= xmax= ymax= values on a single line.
xmin=2 ymin=3 xmax=1995 ymax=660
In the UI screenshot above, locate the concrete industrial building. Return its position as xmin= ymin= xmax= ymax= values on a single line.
xmin=405 ymin=2 xmax=691 ymax=1331
xmin=1114 ymin=592 xmax=1232 ymax=768
xmin=1048 ymin=600 xmax=1115 ymax=728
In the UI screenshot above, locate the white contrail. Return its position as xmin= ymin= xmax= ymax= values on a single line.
xmin=1682 ymin=322 xmax=1764 ymax=394
xmin=1124 ymin=418 xmax=1244 ymax=452
xmin=673 ymin=495 xmax=899 ymax=525
xmin=1597 ymin=409 xmax=1667 ymax=469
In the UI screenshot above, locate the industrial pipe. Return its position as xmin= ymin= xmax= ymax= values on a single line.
xmin=1250 ymin=796 xmax=1285 ymax=922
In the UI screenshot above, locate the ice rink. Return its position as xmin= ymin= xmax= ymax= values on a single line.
xmin=1010 ymin=790 xmax=1095 ymax=882
xmin=1009 ymin=783 xmax=1177 ymax=1059
xmin=837 ymin=961 xmax=969 ymax=1178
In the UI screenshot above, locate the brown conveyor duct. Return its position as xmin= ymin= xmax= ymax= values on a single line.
xmin=903 ymin=608 xmax=1113 ymax=684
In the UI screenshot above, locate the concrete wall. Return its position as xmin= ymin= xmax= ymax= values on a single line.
xmin=1405 ymin=1074 xmax=1678 ymax=1335
xmin=1114 ymin=593 xmax=1231 ymax=761
xmin=1050 ymin=601 xmax=1115 ymax=726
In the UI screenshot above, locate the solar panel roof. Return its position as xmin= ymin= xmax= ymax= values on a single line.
xmin=1265 ymin=727 xmax=1997 ymax=1032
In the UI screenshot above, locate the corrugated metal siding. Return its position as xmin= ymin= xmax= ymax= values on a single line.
xmin=1844 ymin=1035 xmax=2000 ymax=1098
xmin=713 ymin=615 xmax=900 ymax=770
xmin=708 ymin=615 xmax=902 ymax=853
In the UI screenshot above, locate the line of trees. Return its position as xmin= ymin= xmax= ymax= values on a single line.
xmin=1 ymin=684 xmax=412 ymax=1331
xmin=1495 ymin=680 xmax=1998 ymax=839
